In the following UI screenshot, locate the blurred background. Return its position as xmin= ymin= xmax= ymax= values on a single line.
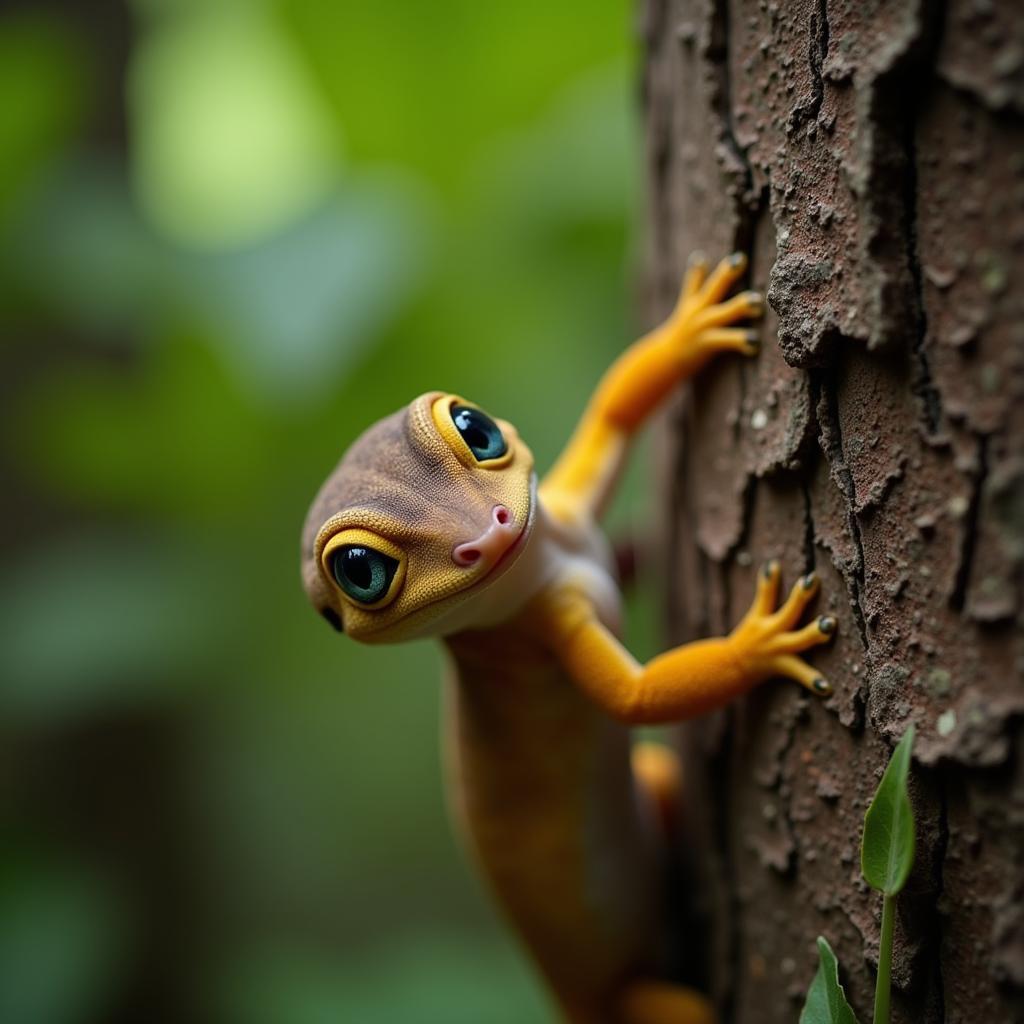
xmin=0 ymin=1 xmax=655 ymax=1020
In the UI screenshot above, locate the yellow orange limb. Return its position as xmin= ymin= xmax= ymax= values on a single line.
xmin=540 ymin=253 xmax=761 ymax=522
xmin=534 ymin=568 xmax=835 ymax=724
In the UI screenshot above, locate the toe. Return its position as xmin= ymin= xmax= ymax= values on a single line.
xmin=694 ymin=290 xmax=765 ymax=331
xmin=769 ymin=654 xmax=832 ymax=696
xmin=680 ymin=251 xmax=709 ymax=303
xmin=766 ymin=615 xmax=837 ymax=655
xmin=697 ymin=252 xmax=749 ymax=306
xmin=767 ymin=572 xmax=820 ymax=632
xmin=699 ymin=327 xmax=761 ymax=356
xmin=752 ymin=559 xmax=781 ymax=616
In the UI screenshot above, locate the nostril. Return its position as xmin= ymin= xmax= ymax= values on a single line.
xmin=454 ymin=547 xmax=481 ymax=566
xmin=454 ymin=507 xmax=516 ymax=568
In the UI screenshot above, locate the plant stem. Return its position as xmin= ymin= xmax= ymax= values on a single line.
xmin=874 ymin=893 xmax=896 ymax=1024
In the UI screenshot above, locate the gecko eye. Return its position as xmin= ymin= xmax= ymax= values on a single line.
xmin=331 ymin=545 xmax=399 ymax=605
xmin=451 ymin=404 xmax=507 ymax=462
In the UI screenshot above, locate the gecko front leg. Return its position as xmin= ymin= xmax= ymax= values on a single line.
xmin=535 ymin=563 xmax=836 ymax=724
xmin=540 ymin=252 xmax=763 ymax=524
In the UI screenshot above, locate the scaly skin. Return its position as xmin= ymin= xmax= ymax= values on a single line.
xmin=301 ymin=253 xmax=836 ymax=1023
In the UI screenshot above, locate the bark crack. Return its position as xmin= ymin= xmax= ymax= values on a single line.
xmin=813 ymin=368 xmax=870 ymax=652
xmin=800 ymin=478 xmax=817 ymax=574
xmin=788 ymin=0 xmax=830 ymax=134
xmin=708 ymin=0 xmax=758 ymax=231
xmin=904 ymin=3 xmax=947 ymax=438
xmin=951 ymin=432 xmax=989 ymax=611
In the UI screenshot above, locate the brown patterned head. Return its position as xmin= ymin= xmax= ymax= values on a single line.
xmin=301 ymin=392 xmax=535 ymax=642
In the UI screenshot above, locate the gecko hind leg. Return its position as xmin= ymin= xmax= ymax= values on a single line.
xmin=631 ymin=743 xmax=714 ymax=1024
xmin=632 ymin=740 xmax=682 ymax=835
xmin=618 ymin=980 xmax=716 ymax=1024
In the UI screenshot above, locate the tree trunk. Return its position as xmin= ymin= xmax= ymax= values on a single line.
xmin=641 ymin=2 xmax=1024 ymax=1022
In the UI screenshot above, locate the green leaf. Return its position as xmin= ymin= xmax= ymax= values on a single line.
xmin=861 ymin=726 xmax=916 ymax=895
xmin=800 ymin=937 xmax=860 ymax=1024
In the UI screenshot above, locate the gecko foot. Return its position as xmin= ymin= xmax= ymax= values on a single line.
xmin=729 ymin=561 xmax=836 ymax=696
xmin=672 ymin=251 xmax=764 ymax=359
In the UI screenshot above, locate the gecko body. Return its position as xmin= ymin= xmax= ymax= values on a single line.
xmin=301 ymin=254 xmax=835 ymax=1023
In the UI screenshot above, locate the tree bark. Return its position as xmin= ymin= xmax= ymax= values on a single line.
xmin=641 ymin=2 xmax=1024 ymax=1022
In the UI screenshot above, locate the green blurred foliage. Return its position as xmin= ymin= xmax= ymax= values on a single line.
xmin=281 ymin=0 xmax=630 ymax=193
xmin=131 ymin=4 xmax=340 ymax=245
xmin=0 ymin=12 xmax=91 ymax=229
xmin=0 ymin=856 xmax=122 ymax=1024
xmin=0 ymin=1 xmax=651 ymax=1021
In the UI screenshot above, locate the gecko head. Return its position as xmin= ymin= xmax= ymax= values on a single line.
xmin=301 ymin=392 xmax=536 ymax=643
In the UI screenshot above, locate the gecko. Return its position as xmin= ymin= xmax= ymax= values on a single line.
xmin=300 ymin=252 xmax=836 ymax=1024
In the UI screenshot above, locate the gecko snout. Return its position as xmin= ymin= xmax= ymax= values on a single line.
xmin=453 ymin=505 xmax=518 ymax=567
